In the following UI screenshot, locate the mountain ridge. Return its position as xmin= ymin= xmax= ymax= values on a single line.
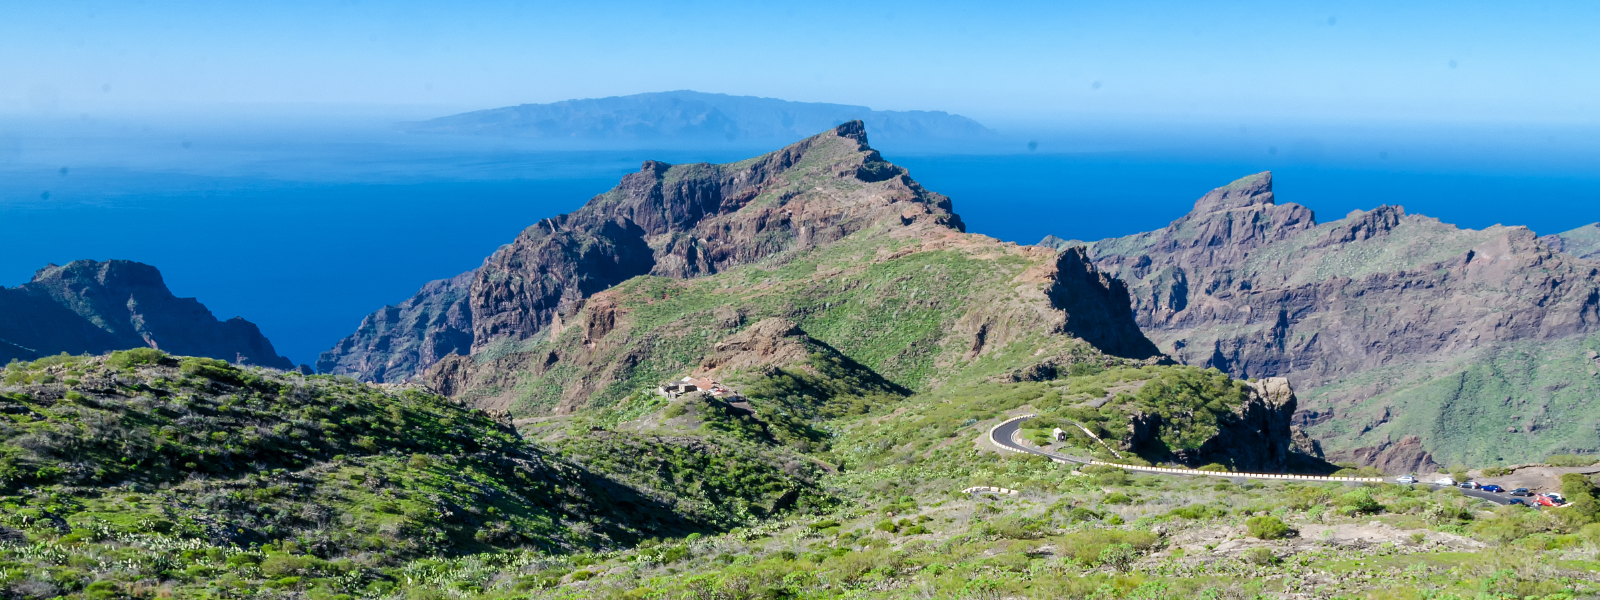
xmin=322 ymin=121 xmax=971 ymax=382
xmin=1042 ymin=172 xmax=1600 ymax=470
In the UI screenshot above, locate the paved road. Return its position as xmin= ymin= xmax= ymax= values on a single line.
xmin=991 ymin=415 xmax=1518 ymax=505
xmin=989 ymin=416 xmax=1089 ymax=464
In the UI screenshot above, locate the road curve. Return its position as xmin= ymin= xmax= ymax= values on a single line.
xmin=988 ymin=415 xmax=1089 ymax=464
xmin=989 ymin=415 xmax=1515 ymax=505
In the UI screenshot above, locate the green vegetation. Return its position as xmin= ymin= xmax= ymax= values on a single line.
xmin=5 ymin=345 xmax=1599 ymax=598
xmin=1245 ymin=515 xmax=1292 ymax=539
xmin=0 ymin=351 xmax=832 ymax=597
xmin=1304 ymin=328 xmax=1600 ymax=468
xmin=1546 ymin=454 xmax=1598 ymax=467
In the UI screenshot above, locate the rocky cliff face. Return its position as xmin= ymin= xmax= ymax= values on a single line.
xmin=0 ymin=260 xmax=292 ymax=369
xmin=325 ymin=121 xmax=967 ymax=382
xmin=371 ymin=124 xmax=1163 ymax=416
xmin=317 ymin=273 xmax=472 ymax=382
xmin=1052 ymin=172 xmax=1600 ymax=469
xmin=1119 ymin=376 xmax=1307 ymax=472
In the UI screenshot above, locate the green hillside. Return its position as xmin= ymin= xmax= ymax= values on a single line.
xmin=0 ymin=350 xmax=829 ymax=597
xmin=1305 ymin=331 xmax=1600 ymax=467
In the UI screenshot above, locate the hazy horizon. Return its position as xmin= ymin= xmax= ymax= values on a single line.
xmin=3 ymin=1 xmax=1599 ymax=367
xmin=5 ymin=1 xmax=1598 ymax=126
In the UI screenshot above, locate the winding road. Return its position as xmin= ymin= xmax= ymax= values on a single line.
xmin=988 ymin=415 xmax=1515 ymax=506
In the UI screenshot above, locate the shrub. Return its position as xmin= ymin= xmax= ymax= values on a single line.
xmin=1103 ymin=492 xmax=1133 ymax=505
xmin=1097 ymin=543 xmax=1137 ymax=572
xmin=985 ymin=516 xmax=1048 ymax=539
xmin=1243 ymin=547 xmax=1277 ymax=565
xmin=1197 ymin=463 xmax=1230 ymax=472
xmin=106 ymin=348 xmax=171 ymax=369
xmin=1338 ymin=488 xmax=1383 ymax=515
xmin=260 ymin=554 xmax=325 ymax=578
xmin=1283 ymin=485 xmax=1332 ymax=510
xmin=1057 ymin=528 xmax=1157 ymax=566
xmin=1546 ymin=454 xmax=1599 ymax=467
xmin=1165 ymin=504 xmax=1228 ymax=521
xmin=181 ymin=357 xmax=244 ymax=385
xmin=1245 ymin=515 xmax=1292 ymax=540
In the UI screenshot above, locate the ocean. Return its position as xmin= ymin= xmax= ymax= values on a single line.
xmin=3 ymin=123 xmax=1597 ymax=366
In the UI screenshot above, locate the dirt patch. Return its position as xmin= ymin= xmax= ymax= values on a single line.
xmin=1154 ymin=519 xmax=1484 ymax=560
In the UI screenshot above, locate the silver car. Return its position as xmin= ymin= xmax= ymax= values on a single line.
xmin=1397 ymin=475 xmax=1418 ymax=484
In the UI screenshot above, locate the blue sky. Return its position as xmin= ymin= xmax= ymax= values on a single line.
xmin=3 ymin=1 xmax=1597 ymax=127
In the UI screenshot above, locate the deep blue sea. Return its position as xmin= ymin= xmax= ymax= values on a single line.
xmin=3 ymin=123 xmax=1597 ymax=366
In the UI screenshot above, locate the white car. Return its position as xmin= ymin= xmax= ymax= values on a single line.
xmin=1434 ymin=477 xmax=1456 ymax=486
xmin=1397 ymin=475 xmax=1418 ymax=484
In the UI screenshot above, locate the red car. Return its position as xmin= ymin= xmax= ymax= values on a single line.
xmin=1535 ymin=494 xmax=1565 ymax=507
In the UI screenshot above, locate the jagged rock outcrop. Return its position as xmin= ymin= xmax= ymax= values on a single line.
xmin=1079 ymin=172 xmax=1600 ymax=386
xmin=1044 ymin=248 xmax=1161 ymax=360
xmin=694 ymin=318 xmax=813 ymax=378
xmin=1332 ymin=435 xmax=1440 ymax=475
xmin=401 ymin=123 xmax=1165 ymax=415
xmin=326 ymin=121 xmax=966 ymax=382
xmin=1119 ymin=375 xmax=1303 ymax=472
xmin=0 ymin=260 xmax=291 ymax=368
xmin=317 ymin=273 xmax=473 ymax=382
xmin=1049 ymin=171 xmax=1600 ymax=467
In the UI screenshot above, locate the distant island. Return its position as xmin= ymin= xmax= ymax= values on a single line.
xmin=399 ymin=90 xmax=995 ymax=142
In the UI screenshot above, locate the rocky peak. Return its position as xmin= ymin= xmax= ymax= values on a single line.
xmin=1191 ymin=171 xmax=1276 ymax=213
xmin=327 ymin=122 xmax=968 ymax=382
xmin=0 ymin=259 xmax=292 ymax=369
xmin=1308 ymin=205 xmax=1405 ymax=249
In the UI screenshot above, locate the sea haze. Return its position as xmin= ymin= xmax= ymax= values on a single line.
xmin=2 ymin=119 xmax=1597 ymax=367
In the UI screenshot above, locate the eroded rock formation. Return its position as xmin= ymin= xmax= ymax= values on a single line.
xmin=325 ymin=121 xmax=966 ymax=382
xmin=1053 ymin=172 xmax=1600 ymax=467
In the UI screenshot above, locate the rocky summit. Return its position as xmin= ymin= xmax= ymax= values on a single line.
xmin=1049 ymin=172 xmax=1600 ymax=469
xmin=323 ymin=121 xmax=1151 ymax=386
xmin=0 ymin=259 xmax=292 ymax=369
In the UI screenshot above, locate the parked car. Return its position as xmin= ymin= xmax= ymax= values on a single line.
xmin=1397 ymin=475 xmax=1418 ymax=484
xmin=1481 ymin=484 xmax=1505 ymax=493
xmin=1508 ymin=498 xmax=1530 ymax=507
xmin=1534 ymin=495 xmax=1562 ymax=507
xmin=1511 ymin=488 xmax=1532 ymax=496
xmin=1459 ymin=481 xmax=1480 ymax=489
xmin=1434 ymin=477 xmax=1456 ymax=486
